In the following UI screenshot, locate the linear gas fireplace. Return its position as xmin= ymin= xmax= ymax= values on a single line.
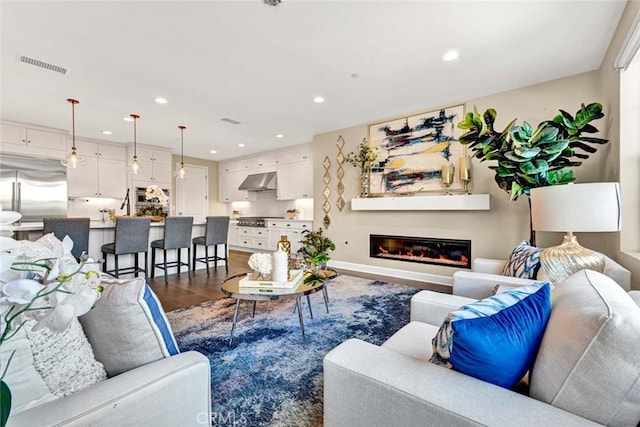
xmin=370 ymin=234 xmax=471 ymax=269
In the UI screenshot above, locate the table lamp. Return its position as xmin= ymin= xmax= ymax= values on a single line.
xmin=530 ymin=182 xmax=621 ymax=286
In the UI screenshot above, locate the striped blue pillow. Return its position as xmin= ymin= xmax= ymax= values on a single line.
xmin=79 ymin=277 xmax=179 ymax=377
xmin=502 ymin=240 xmax=542 ymax=279
xmin=430 ymin=282 xmax=551 ymax=388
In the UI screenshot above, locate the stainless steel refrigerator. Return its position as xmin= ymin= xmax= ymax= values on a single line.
xmin=0 ymin=154 xmax=67 ymax=222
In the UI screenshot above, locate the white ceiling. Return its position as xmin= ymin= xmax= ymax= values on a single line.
xmin=0 ymin=1 xmax=627 ymax=161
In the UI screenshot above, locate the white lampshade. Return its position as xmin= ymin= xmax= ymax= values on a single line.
xmin=530 ymin=182 xmax=621 ymax=233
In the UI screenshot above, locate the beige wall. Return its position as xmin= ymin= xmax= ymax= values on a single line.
xmin=170 ymin=155 xmax=226 ymax=216
xmin=311 ymin=71 xmax=611 ymax=280
xmin=599 ymin=0 xmax=640 ymax=288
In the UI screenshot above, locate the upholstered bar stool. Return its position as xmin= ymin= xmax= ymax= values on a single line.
xmin=101 ymin=217 xmax=151 ymax=278
xmin=192 ymin=216 xmax=230 ymax=274
xmin=43 ymin=217 xmax=91 ymax=261
xmin=151 ymin=216 xmax=194 ymax=284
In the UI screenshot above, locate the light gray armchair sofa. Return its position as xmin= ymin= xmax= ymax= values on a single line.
xmin=452 ymin=254 xmax=631 ymax=299
xmin=9 ymin=352 xmax=211 ymax=427
xmin=324 ymin=269 xmax=640 ymax=426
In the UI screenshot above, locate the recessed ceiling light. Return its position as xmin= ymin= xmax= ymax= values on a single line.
xmin=210 ymin=150 xmax=217 ymax=154
xmin=238 ymin=143 xmax=245 ymax=148
xmin=101 ymin=130 xmax=112 ymax=135
xmin=123 ymin=116 xmax=134 ymax=122
xmin=313 ymin=96 xmax=325 ymax=103
xmin=276 ymin=134 xmax=284 ymax=138
xmin=154 ymin=97 xmax=168 ymax=104
xmin=443 ymin=50 xmax=459 ymax=61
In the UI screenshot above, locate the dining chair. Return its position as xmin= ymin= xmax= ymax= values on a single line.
xmin=192 ymin=216 xmax=230 ymax=274
xmin=151 ymin=216 xmax=194 ymax=284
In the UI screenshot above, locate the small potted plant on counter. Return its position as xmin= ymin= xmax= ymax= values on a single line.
xmin=298 ymin=228 xmax=336 ymax=285
xmin=286 ymin=208 xmax=298 ymax=220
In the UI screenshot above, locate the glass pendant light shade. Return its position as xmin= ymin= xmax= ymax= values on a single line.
xmin=62 ymin=98 xmax=87 ymax=168
xmin=129 ymin=114 xmax=142 ymax=175
xmin=175 ymin=125 xmax=187 ymax=179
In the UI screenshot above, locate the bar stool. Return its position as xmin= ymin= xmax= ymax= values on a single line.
xmin=192 ymin=216 xmax=230 ymax=274
xmin=151 ymin=216 xmax=194 ymax=284
xmin=101 ymin=217 xmax=151 ymax=278
xmin=43 ymin=217 xmax=90 ymax=261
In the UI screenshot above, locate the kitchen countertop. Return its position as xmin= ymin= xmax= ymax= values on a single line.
xmin=6 ymin=220 xmax=207 ymax=232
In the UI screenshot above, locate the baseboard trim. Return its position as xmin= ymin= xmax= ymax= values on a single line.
xmin=326 ymin=260 xmax=453 ymax=287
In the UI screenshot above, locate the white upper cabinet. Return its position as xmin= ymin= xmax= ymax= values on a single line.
xmin=218 ymin=144 xmax=313 ymax=203
xmin=1 ymin=122 xmax=67 ymax=159
xmin=67 ymin=138 xmax=127 ymax=198
xmin=129 ymin=145 xmax=173 ymax=185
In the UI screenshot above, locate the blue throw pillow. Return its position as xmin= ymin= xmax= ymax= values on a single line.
xmin=502 ymin=240 xmax=543 ymax=279
xmin=430 ymin=282 xmax=551 ymax=388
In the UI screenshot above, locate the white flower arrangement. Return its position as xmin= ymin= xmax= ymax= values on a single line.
xmin=0 ymin=235 xmax=103 ymax=422
xmin=248 ymin=253 xmax=272 ymax=276
xmin=145 ymin=185 xmax=169 ymax=207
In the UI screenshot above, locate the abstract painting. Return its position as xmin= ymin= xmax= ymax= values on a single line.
xmin=367 ymin=104 xmax=465 ymax=195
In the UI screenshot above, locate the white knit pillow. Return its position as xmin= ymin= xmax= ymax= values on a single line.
xmin=24 ymin=318 xmax=107 ymax=397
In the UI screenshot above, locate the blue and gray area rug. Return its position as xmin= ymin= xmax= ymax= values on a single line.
xmin=166 ymin=275 xmax=419 ymax=427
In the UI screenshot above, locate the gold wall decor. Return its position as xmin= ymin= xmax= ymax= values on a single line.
xmin=322 ymin=155 xmax=331 ymax=228
xmin=335 ymin=135 xmax=346 ymax=211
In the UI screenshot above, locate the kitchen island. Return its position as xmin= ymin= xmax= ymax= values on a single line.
xmin=9 ymin=220 xmax=221 ymax=273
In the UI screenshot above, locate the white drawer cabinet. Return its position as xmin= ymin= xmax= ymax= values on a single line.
xmin=267 ymin=220 xmax=312 ymax=253
xmin=235 ymin=226 xmax=269 ymax=250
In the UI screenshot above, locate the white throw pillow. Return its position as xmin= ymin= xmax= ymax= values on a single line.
xmin=24 ymin=318 xmax=108 ymax=397
xmin=79 ymin=277 xmax=180 ymax=377
xmin=1 ymin=318 xmax=108 ymax=415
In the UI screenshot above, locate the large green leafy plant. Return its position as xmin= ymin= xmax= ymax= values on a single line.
xmin=457 ymin=102 xmax=608 ymax=201
xmin=457 ymin=102 xmax=608 ymax=244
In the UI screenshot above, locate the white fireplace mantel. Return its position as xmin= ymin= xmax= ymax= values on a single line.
xmin=350 ymin=194 xmax=491 ymax=211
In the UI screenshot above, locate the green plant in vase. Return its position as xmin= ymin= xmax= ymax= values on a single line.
xmin=346 ymin=138 xmax=377 ymax=198
xmin=297 ymin=228 xmax=335 ymax=286
xmin=456 ymin=102 xmax=608 ymax=244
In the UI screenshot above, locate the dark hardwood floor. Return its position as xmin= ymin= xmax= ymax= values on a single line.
xmin=147 ymin=250 xmax=451 ymax=312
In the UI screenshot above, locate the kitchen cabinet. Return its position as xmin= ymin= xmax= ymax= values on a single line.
xmin=276 ymin=159 xmax=313 ymax=200
xmin=67 ymin=139 xmax=127 ymax=198
xmin=1 ymin=122 xmax=67 ymax=159
xmin=218 ymin=169 xmax=257 ymax=203
xmin=236 ymin=226 xmax=269 ymax=251
xmin=228 ymin=224 xmax=240 ymax=246
xmin=218 ymin=143 xmax=311 ymax=202
xmin=130 ymin=145 xmax=173 ymax=185
xmin=267 ymin=220 xmax=312 ymax=253
xmin=276 ymin=144 xmax=311 ymax=165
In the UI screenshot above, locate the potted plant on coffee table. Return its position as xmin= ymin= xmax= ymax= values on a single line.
xmin=297 ymin=228 xmax=336 ymax=285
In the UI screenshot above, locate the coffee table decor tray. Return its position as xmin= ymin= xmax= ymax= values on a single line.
xmin=239 ymin=269 xmax=304 ymax=289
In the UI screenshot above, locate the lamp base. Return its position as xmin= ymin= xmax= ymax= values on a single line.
xmin=540 ymin=235 xmax=605 ymax=287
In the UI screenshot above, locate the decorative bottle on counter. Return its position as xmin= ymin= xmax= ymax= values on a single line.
xmin=277 ymin=235 xmax=291 ymax=278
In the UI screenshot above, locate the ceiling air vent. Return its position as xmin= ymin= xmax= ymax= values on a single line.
xmin=221 ymin=117 xmax=241 ymax=125
xmin=17 ymin=54 xmax=69 ymax=75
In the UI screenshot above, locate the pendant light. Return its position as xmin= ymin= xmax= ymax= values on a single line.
xmin=130 ymin=114 xmax=141 ymax=175
xmin=62 ymin=98 xmax=86 ymax=168
xmin=177 ymin=125 xmax=186 ymax=179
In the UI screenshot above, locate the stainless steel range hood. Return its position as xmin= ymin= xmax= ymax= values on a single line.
xmin=238 ymin=172 xmax=277 ymax=191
